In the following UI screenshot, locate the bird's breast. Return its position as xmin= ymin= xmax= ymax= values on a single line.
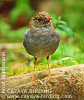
xmin=23 ymin=27 xmax=60 ymax=58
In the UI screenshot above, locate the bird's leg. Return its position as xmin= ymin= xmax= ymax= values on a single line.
xmin=31 ymin=57 xmax=37 ymax=81
xmin=46 ymin=56 xmax=51 ymax=77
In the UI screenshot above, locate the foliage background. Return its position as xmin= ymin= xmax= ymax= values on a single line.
xmin=0 ymin=0 xmax=84 ymax=77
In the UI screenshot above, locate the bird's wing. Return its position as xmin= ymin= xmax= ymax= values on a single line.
xmin=55 ymin=30 xmax=60 ymax=43
xmin=23 ymin=28 xmax=30 ymax=48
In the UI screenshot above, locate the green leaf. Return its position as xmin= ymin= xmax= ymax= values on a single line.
xmin=10 ymin=7 xmax=23 ymax=24
xmin=60 ymin=57 xmax=78 ymax=65
xmin=59 ymin=21 xmax=67 ymax=25
xmin=0 ymin=20 xmax=11 ymax=36
xmin=57 ymin=25 xmax=75 ymax=37
xmin=58 ymin=16 xmax=61 ymax=21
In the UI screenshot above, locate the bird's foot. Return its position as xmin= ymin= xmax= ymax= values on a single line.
xmin=48 ymin=73 xmax=51 ymax=78
xmin=31 ymin=75 xmax=35 ymax=82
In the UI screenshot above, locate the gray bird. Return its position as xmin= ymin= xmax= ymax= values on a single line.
xmin=23 ymin=12 xmax=60 ymax=81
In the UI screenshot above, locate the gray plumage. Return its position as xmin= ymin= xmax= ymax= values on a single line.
xmin=23 ymin=26 xmax=60 ymax=58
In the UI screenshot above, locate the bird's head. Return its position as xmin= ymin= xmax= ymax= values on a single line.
xmin=29 ymin=12 xmax=53 ymax=28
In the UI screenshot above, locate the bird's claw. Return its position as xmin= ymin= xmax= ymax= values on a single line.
xmin=31 ymin=75 xmax=35 ymax=82
xmin=48 ymin=73 xmax=51 ymax=78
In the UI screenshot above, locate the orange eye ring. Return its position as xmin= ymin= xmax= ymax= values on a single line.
xmin=38 ymin=18 xmax=42 ymax=22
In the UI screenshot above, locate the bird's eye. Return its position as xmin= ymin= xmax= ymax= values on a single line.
xmin=38 ymin=18 xmax=42 ymax=22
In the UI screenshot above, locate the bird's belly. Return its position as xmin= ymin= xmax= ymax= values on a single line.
xmin=26 ymin=33 xmax=59 ymax=58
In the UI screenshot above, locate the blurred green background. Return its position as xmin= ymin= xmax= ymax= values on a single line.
xmin=0 ymin=0 xmax=84 ymax=77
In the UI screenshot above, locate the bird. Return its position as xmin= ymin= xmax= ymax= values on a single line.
xmin=23 ymin=12 xmax=60 ymax=81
